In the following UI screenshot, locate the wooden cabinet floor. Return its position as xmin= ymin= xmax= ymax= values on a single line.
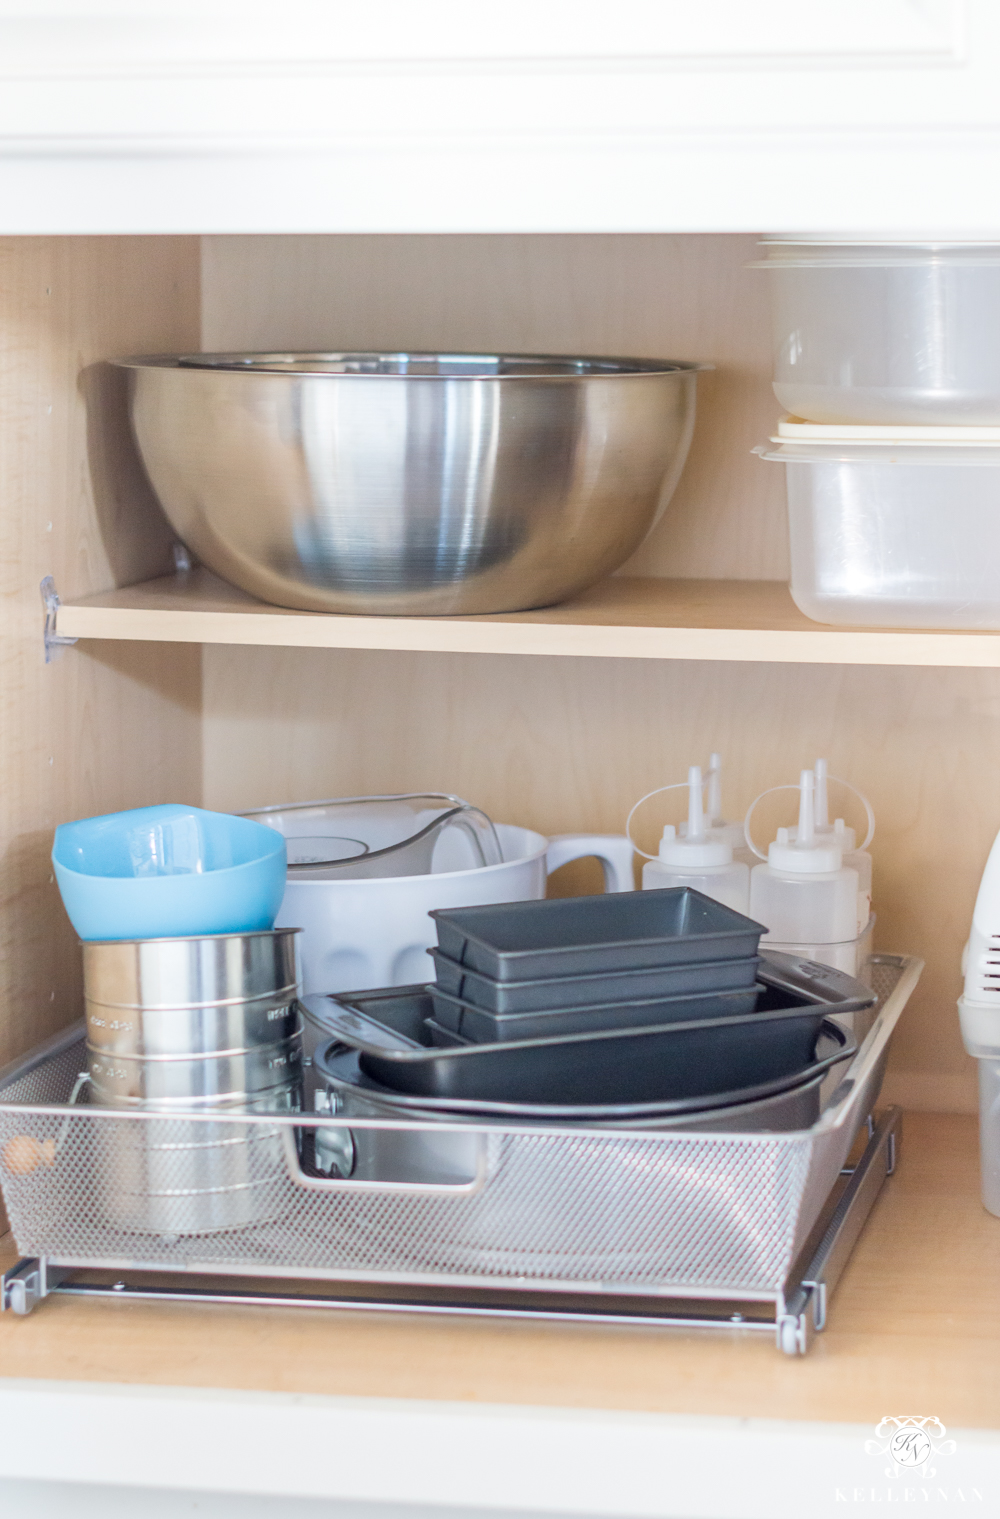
xmin=1 ymin=1111 xmax=997 ymax=1429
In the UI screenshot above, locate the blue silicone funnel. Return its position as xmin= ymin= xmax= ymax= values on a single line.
xmin=53 ymin=803 xmax=287 ymax=941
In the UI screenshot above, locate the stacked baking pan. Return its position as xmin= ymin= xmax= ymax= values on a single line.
xmin=304 ymin=889 xmax=876 ymax=1183
xmin=427 ymin=887 xmax=763 ymax=1041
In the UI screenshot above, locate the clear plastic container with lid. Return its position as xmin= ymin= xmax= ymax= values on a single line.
xmin=756 ymin=239 xmax=1000 ymax=426
xmin=756 ymin=418 xmax=1000 ymax=629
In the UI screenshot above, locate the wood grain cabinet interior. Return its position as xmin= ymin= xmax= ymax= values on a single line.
xmin=0 ymin=230 xmax=989 ymax=1156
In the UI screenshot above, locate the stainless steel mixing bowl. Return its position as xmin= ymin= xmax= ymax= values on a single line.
xmin=117 ymin=352 xmax=705 ymax=615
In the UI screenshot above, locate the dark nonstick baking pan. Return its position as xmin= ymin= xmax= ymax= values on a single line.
xmin=302 ymin=979 xmax=858 ymax=1107
xmin=314 ymin=1023 xmax=853 ymax=1124
xmin=429 ymin=945 xmax=760 ymax=1014
xmin=430 ymin=886 xmax=765 ymax=981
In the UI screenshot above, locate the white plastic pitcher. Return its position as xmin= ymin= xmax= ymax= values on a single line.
xmin=276 ymin=822 xmax=636 ymax=994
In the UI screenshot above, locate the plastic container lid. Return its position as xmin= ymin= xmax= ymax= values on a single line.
xmin=756 ymin=418 xmax=1000 ymax=465
xmin=788 ymin=760 xmax=865 ymax=855
xmin=753 ymin=239 xmax=1000 ymax=268
xmin=776 ymin=417 xmax=1000 ymax=445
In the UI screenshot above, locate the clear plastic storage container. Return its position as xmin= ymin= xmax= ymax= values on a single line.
xmin=756 ymin=419 xmax=1000 ymax=628
xmin=757 ymin=240 xmax=1000 ymax=425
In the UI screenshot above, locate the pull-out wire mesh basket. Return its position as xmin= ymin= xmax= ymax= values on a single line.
xmin=0 ymin=956 xmax=920 ymax=1352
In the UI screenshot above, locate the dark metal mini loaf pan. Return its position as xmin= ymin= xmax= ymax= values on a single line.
xmin=429 ymin=945 xmax=760 ymax=1014
xmin=430 ymin=886 xmax=766 ymax=981
xmin=305 ymin=983 xmax=852 ymax=1105
xmin=429 ymin=981 xmax=762 ymax=1043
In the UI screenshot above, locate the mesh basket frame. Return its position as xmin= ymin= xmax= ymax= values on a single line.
xmin=0 ymin=958 xmax=918 ymax=1304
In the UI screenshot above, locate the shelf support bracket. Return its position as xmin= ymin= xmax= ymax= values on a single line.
xmin=40 ymin=576 xmax=78 ymax=663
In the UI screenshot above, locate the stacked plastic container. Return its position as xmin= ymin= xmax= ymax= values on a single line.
xmin=754 ymin=238 xmax=1000 ymax=629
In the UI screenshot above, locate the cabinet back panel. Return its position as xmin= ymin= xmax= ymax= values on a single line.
xmin=0 ymin=237 xmax=203 ymax=1077
xmin=203 ymin=646 xmax=999 ymax=1115
xmin=201 ymin=232 xmax=787 ymax=582
xmin=200 ymin=230 xmax=989 ymax=1113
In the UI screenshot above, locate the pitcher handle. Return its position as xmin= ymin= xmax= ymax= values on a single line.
xmin=545 ymin=834 xmax=635 ymax=894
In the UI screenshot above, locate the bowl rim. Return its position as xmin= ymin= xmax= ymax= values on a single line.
xmin=51 ymin=803 xmax=287 ymax=877
xmin=77 ymin=926 xmax=303 ymax=947
xmin=112 ymin=350 xmax=713 ymax=379
xmin=52 ymin=850 xmax=285 ymax=882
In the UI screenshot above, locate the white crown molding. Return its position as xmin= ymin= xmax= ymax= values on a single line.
xmin=0 ymin=1 xmax=966 ymax=79
xmin=2 ymin=128 xmax=1000 ymax=235
xmin=0 ymin=0 xmax=994 ymax=233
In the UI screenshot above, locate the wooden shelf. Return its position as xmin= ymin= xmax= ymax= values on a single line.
xmin=56 ymin=570 xmax=1000 ymax=666
xmin=3 ymin=1110 xmax=998 ymax=1510
xmin=1 ymin=1112 xmax=998 ymax=1425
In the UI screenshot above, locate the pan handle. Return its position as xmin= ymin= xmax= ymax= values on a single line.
xmin=815 ymin=954 xmax=924 ymax=1133
xmin=280 ymin=1114 xmax=491 ymax=1197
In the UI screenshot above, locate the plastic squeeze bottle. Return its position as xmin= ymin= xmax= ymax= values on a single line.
xmin=680 ymin=753 xmax=755 ymax=866
xmin=748 ymin=769 xmax=858 ymax=945
xmin=787 ymin=759 xmax=873 ymax=934
xmin=815 ymin=759 xmax=872 ymax=932
xmin=643 ymin=765 xmax=750 ymax=914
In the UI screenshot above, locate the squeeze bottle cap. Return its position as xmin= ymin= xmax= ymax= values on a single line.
xmin=680 ymin=752 xmax=743 ymax=848
xmin=790 ymin=758 xmax=858 ymax=851
xmin=658 ymin=766 xmax=731 ymax=867
xmin=706 ymin=752 xmax=723 ymax=825
xmin=767 ymin=770 xmax=844 ymax=874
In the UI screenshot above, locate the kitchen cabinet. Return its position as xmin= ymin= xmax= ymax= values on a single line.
xmin=2 ymin=104 xmax=1000 ymax=1514
xmin=8 ymin=229 xmax=982 ymax=1117
xmin=0 ymin=228 xmax=993 ymax=1148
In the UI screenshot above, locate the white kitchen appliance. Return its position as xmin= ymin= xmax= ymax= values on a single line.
xmin=959 ymin=827 xmax=1000 ymax=1215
